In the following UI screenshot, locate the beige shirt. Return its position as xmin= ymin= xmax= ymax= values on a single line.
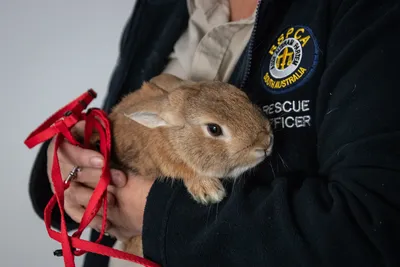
xmin=163 ymin=0 xmax=255 ymax=82
xmin=109 ymin=1 xmax=255 ymax=266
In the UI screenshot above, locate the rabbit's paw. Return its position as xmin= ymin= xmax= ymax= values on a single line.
xmin=185 ymin=178 xmax=226 ymax=205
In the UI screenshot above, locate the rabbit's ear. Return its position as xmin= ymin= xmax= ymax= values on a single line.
xmin=124 ymin=94 xmax=185 ymax=129
xmin=125 ymin=111 xmax=168 ymax=128
xmin=149 ymin=73 xmax=184 ymax=92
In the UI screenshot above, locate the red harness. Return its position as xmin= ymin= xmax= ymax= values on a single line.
xmin=24 ymin=89 xmax=160 ymax=267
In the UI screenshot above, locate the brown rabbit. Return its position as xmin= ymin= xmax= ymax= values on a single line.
xmin=84 ymin=73 xmax=273 ymax=261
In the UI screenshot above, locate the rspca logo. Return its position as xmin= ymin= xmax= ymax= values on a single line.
xmin=261 ymin=25 xmax=319 ymax=94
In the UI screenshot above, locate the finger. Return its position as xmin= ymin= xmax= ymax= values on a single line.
xmin=110 ymin=169 xmax=127 ymax=188
xmin=89 ymin=215 xmax=112 ymax=235
xmin=58 ymin=139 xmax=104 ymax=169
xmin=94 ymin=194 xmax=116 ymax=218
xmin=69 ymin=167 xmax=126 ymax=188
xmin=89 ymin=216 xmax=128 ymax=241
xmin=65 ymin=183 xmax=116 ymax=208
xmin=65 ymin=165 xmax=103 ymax=188
xmin=64 ymin=203 xmax=123 ymax=241
xmin=65 ymin=203 xmax=112 ymax=234
xmin=52 ymin=164 xmax=126 ymax=200
xmin=86 ymin=215 xmax=124 ymax=241
xmin=64 ymin=184 xmax=122 ymax=240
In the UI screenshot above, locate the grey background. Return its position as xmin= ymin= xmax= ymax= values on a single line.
xmin=0 ymin=1 xmax=136 ymax=266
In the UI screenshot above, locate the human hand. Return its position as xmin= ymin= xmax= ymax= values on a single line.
xmin=46 ymin=121 xmax=154 ymax=240
xmin=99 ymin=172 xmax=154 ymax=241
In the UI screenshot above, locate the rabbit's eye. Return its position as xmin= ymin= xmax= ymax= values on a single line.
xmin=207 ymin=123 xmax=223 ymax=137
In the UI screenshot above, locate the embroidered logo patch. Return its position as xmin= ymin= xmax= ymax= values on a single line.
xmin=261 ymin=25 xmax=319 ymax=94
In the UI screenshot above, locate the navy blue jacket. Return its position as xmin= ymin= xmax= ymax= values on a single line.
xmin=29 ymin=0 xmax=400 ymax=266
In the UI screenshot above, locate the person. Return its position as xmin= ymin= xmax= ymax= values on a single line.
xmin=28 ymin=0 xmax=400 ymax=266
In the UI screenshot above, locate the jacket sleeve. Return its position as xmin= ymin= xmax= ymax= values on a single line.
xmin=141 ymin=2 xmax=400 ymax=266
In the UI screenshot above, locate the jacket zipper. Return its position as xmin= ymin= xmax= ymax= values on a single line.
xmin=240 ymin=0 xmax=262 ymax=89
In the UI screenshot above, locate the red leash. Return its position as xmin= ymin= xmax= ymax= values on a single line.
xmin=24 ymin=89 xmax=160 ymax=267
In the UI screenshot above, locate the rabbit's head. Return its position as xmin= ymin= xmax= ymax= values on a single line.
xmin=121 ymin=74 xmax=273 ymax=179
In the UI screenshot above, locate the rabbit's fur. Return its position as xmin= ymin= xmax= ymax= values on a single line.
xmin=87 ymin=74 xmax=273 ymax=258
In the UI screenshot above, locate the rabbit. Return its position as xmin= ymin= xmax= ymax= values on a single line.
xmin=82 ymin=73 xmax=274 ymax=260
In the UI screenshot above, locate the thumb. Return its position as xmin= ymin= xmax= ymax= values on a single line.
xmin=58 ymin=138 xmax=104 ymax=169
